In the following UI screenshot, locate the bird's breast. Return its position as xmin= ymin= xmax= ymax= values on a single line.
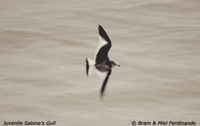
xmin=95 ymin=62 xmax=111 ymax=72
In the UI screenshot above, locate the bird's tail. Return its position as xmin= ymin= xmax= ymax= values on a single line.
xmin=86 ymin=58 xmax=95 ymax=76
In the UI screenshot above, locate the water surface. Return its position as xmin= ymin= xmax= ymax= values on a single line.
xmin=0 ymin=0 xmax=200 ymax=126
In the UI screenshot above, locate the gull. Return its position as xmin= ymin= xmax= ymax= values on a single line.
xmin=86 ymin=25 xmax=120 ymax=97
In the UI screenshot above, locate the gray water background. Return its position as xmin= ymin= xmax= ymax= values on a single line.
xmin=0 ymin=0 xmax=200 ymax=126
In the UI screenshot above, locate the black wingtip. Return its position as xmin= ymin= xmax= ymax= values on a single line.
xmin=86 ymin=58 xmax=89 ymax=76
xmin=98 ymin=25 xmax=111 ymax=44
xmin=100 ymin=69 xmax=112 ymax=98
xmin=98 ymin=24 xmax=102 ymax=29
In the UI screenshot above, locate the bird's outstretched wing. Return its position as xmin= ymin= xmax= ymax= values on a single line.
xmin=95 ymin=68 xmax=112 ymax=97
xmin=95 ymin=25 xmax=112 ymax=64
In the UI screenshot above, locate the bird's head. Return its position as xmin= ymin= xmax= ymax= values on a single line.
xmin=111 ymin=61 xmax=120 ymax=67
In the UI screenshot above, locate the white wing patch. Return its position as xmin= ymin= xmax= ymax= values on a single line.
xmin=95 ymin=69 xmax=108 ymax=84
xmin=94 ymin=35 xmax=107 ymax=60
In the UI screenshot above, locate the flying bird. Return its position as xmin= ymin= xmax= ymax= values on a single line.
xmin=86 ymin=25 xmax=120 ymax=97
